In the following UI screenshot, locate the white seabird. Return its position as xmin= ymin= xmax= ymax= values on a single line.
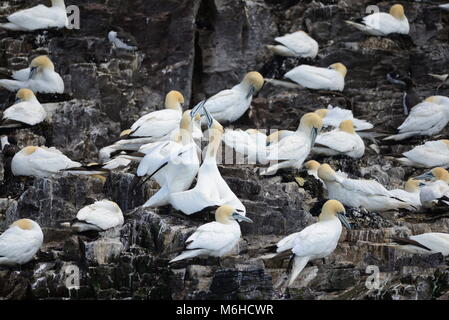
xmin=318 ymin=163 xmax=415 ymax=212
xmin=345 ymin=4 xmax=409 ymax=36
xmin=0 ymin=55 xmax=64 ymax=94
xmin=314 ymin=105 xmax=374 ymax=131
xmin=11 ymin=146 xmax=81 ymax=178
xmin=169 ymin=205 xmax=253 ymax=263
xmin=397 ymin=140 xmax=449 ymax=168
xmin=389 ymin=233 xmax=449 ymax=256
xmin=313 ymin=120 xmax=365 ymax=158
xmin=0 ymin=0 xmax=67 ymax=31
xmin=192 ymin=71 xmax=264 ymax=124
xmin=273 ymin=200 xmax=350 ymax=286
xmin=384 ymin=96 xmax=449 ymax=141
xmin=390 ymin=178 xmax=422 ymax=209
xmin=266 ymin=30 xmax=319 ymax=59
xmin=108 ymin=29 xmax=138 ymax=51
xmin=67 ymin=200 xmax=124 ymax=232
xmin=260 ymin=113 xmax=323 ymax=175
xmin=0 ymin=219 xmax=43 ymax=266
xmin=1 ymin=88 xmax=46 ymax=127
xmin=284 ymin=63 xmax=347 ymax=91
xmin=137 ymin=110 xmax=200 ymax=208
xmin=416 ymin=167 xmax=449 ymax=208
xmin=222 ymin=128 xmax=268 ymax=164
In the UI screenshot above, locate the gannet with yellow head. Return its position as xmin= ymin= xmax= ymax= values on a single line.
xmin=169 ymin=205 xmax=252 ymax=263
xmin=345 ymin=4 xmax=409 ymax=36
xmin=267 ymin=30 xmax=319 ymax=59
xmin=416 ymin=167 xmax=449 ymax=208
xmin=285 ymin=63 xmax=347 ymax=91
xmin=390 ymin=178 xmax=423 ymax=209
xmin=0 ymin=219 xmax=43 ymax=266
xmin=2 ymin=89 xmax=46 ymax=126
xmin=314 ymin=105 xmax=373 ymax=131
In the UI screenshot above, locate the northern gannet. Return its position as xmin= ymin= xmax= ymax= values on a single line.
xmin=304 ymin=160 xmax=321 ymax=180
xmin=313 ymin=120 xmax=365 ymax=158
xmin=65 ymin=200 xmax=124 ymax=232
xmin=170 ymin=113 xmax=246 ymax=215
xmin=0 ymin=219 xmax=43 ymax=266
xmin=345 ymin=4 xmax=409 ymax=36
xmin=314 ymin=105 xmax=374 ymax=131
xmin=193 ymin=72 xmax=264 ymax=124
xmin=318 ymin=164 xmax=415 ymax=211
xmin=223 ymin=128 xmax=268 ymax=164
xmin=384 ymin=96 xmax=449 ymax=141
xmin=397 ymin=140 xmax=449 ymax=168
xmin=260 ymin=113 xmax=323 ymax=175
xmin=169 ymin=205 xmax=253 ymax=263
xmin=266 ymin=30 xmax=319 ymax=59
xmin=0 ymin=0 xmax=67 ymax=31
xmin=1 ymin=89 xmax=46 ymax=127
xmin=390 ymin=178 xmax=422 ymax=209
xmin=137 ymin=110 xmax=200 ymax=207
xmin=284 ymin=63 xmax=347 ymax=91
xmin=11 ymin=146 xmax=81 ymax=178
xmin=416 ymin=167 xmax=449 ymax=208
xmin=0 ymin=56 xmax=64 ymax=93
xmin=273 ymin=200 xmax=350 ymax=286
xmin=390 ymin=233 xmax=449 ymax=256
xmin=108 ymin=28 xmax=138 ymax=51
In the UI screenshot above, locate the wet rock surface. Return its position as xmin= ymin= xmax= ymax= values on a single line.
xmin=0 ymin=0 xmax=448 ymax=300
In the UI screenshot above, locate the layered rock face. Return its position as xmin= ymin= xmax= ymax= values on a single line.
xmin=0 ymin=0 xmax=449 ymax=300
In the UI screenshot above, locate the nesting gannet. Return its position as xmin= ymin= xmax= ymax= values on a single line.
xmin=223 ymin=128 xmax=268 ymax=164
xmin=169 ymin=205 xmax=252 ymax=263
xmin=314 ymin=105 xmax=374 ymax=131
xmin=387 ymin=73 xmax=420 ymax=115
xmin=345 ymin=4 xmax=409 ymax=36
xmin=0 ymin=56 xmax=64 ymax=94
xmin=318 ymin=164 xmax=414 ymax=211
xmin=11 ymin=146 xmax=81 ymax=178
xmin=416 ymin=168 xmax=449 ymax=208
xmin=0 ymin=0 xmax=67 ymax=31
xmin=1 ymin=89 xmax=46 ymax=127
xmin=266 ymin=31 xmax=319 ymax=59
xmin=137 ymin=110 xmax=200 ymax=207
xmin=65 ymin=200 xmax=124 ymax=232
xmin=273 ymin=200 xmax=350 ymax=286
xmin=170 ymin=114 xmax=246 ymax=215
xmin=390 ymin=179 xmax=422 ymax=209
xmin=0 ymin=219 xmax=43 ymax=266
xmin=390 ymin=233 xmax=449 ymax=256
xmin=384 ymin=96 xmax=449 ymax=141
xmin=304 ymin=160 xmax=321 ymax=180
xmin=284 ymin=63 xmax=347 ymax=91
xmin=108 ymin=28 xmax=138 ymax=51
xmin=193 ymin=72 xmax=264 ymax=124
xmin=397 ymin=140 xmax=449 ymax=168
xmin=260 ymin=113 xmax=323 ymax=175
xmin=313 ymin=120 xmax=365 ymax=158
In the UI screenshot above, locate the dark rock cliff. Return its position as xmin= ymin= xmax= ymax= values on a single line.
xmin=0 ymin=0 xmax=448 ymax=300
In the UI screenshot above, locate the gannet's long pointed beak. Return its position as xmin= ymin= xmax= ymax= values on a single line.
xmin=246 ymin=85 xmax=255 ymax=99
xmin=14 ymin=97 xmax=21 ymax=104
xmin=232 ymin=211 xmax=253 ymax=223
xmin=415 ymin=172 xmax=433 ymax=181
xmin=191 ymin=99 xmax=206 ymax=118
xmin=29 ymin=66 xmax=37 ymax=80
xmin=337 ymin=212 xmax=351 ymax=230
xmin=311 ymin=127 xmax=318 ymax=146
xmin=204 ymin=105 xmax=214 ymax=128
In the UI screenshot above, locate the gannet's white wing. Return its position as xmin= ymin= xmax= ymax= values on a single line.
xmin=28 ymin=147 xmax=80 ymax=174
xmin=339 ymin=178 xmax=392 ymax=197
xmin=315 ymin=130 xmax=355 ymax=153
xmin=397 ymin=102 xmax=444 ymax=132
xmin=185 ymin=222 xmax=237 ymax=251
xmin=7 ymin=5 xmax=60 ymax=30
xmin=285 ymin=65 xmax=336 ymax=89
xmin=130 ymin=109 xmax=181 ymax=137
xmin=12 ymin=67 xmax=31 ymax=81
xmin=3 ymin=101 xmax=46 ymax=125
xmin=77 ymin=201 xmax=123 ymax=230
xmin=274 ymin=31 xmax=317 ymax=57
xmin=203 ymin=89 xmax=240 ymax=115
xmin=409 ymin=233 xmax=449 ymax=255
xmin=267 ymin=134 xmax=308 ymax=160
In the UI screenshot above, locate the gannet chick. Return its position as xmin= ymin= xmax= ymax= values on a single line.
xmin=274 ymin=200 xmax=350 ymax=287
xmin=314 ymin=105 xmax=374 ymax=131
xmin=0 ymin=219 xmax=43 ymax=266
xmin=384 ymin=96 xmax=449 ymax=141
xmin=223 ymin=128 xmax=268 ymax=164
xmin=193 ymin=72 xmax=264 ymax=124
xmin=169 ymin=205 xmax=253 ymax=263
xmin=108 ymin=28 xmax=138 ymax=51
xmin=1 ymin=89 xmax=46 ymax=127
xmin=170 ymin=114 xmax=246 ymax=215
xmin=390 ymin=233 xmax=449 ymax=256
xmin=284 ymin=63 xmax=347 ymax=91
xmin=137 ymin=110 xmax=200 ymax=207
xmin=390 ymin=178 xmax=422 ymax=209
xmin=313 ymin=120 xmax=365 ymax=158
xmin=318 ymin=164 xmax=415 ymax=212
xmin=397 ymin=140 xmax=449 ymax=168
xmin=345 ymin=4 xmax=409 ymax=36
xmin=386 ymin=73 xmax=420 ymax=115
xmin=416 ymin=167 xmax=449 ymax=208
xmin=11 ymin=146 xmax=81 ymax=178
xmin=266 ymin=31 xmax=318 ymax=59
xmin=0 ymin=56 xmax=64 ymax=93
xmin=260 ymin=113 xmax=323 ymax=176
xmin=0 ymin=0 xmax=67 ymax=31
xmin=67 ymin=200 xmax=124 ymax=232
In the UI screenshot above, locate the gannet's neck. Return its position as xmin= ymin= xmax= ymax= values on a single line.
xmin=51 ymin=0 xmax=66 ymax=8
xmin=206 ymin=130 xmax=223 ymax=160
